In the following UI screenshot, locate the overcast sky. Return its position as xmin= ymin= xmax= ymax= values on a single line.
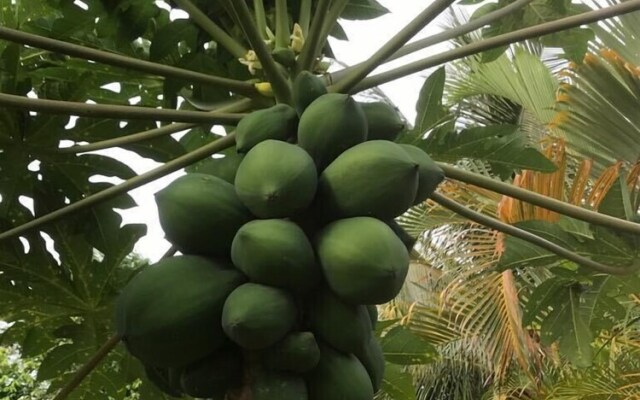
xmin=120 ymin=0 xmax=459 ymax=262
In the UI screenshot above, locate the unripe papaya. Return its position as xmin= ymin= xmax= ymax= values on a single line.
xmin=236 ymin=104 xmax=298 ymax=153
xmin=292 ymin=71 xmax=328 ymax=115
xmin=222 ymin=283 xmax=297 ymax=349
xmin=316 ymin=217 xmax=410 ymax=304
xmin=231 ymin=219 xmax=320 ymax=291
xmin=155 ymin=173 xmax=253 ymax=257
xmin=307 ymin=345 xmax=374 ymax=400
xmin=317 ymin=140 xmax=419 ymax=220
xmin=309 ymin=289 xmax=372 ymax=354
xmin=179 ymin=346 xmax=242 ymax=399
xmin=297 ymin=93 xmax=368 ymax=170
xmin=361 ymin=101 xmax=405 ymax=141
xmin=235 ymin=140 xmax=318 ymax=218
xmin=272 ymin=47 xmax=297 ymax=68
xmin=252 ymin=369 xmax=308 ymax=400
xmin=115 ymin=256 xmax=246 ymax=367
xmin=144 ymin=365 xmax=183 ymax=397
xmin=354 ymin=336 xmax=385 ymax=393
xmin=399 ymin=144 xmax=445 ymax=205
xmin=263 ymin=331 xmax=321 ymax=373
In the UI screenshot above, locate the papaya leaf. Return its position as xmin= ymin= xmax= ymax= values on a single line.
xmin=380 ymin=363 xmax=417 ymax=400
xmin=540 ymin=285 xmax=593 ymax=367
xmin=380 ymin=326 xmax=438 ymax=365
xmin=410 ymin=67 xmax=448 ymax=141
xmin=523 ymin=278 xmax=572 ymax=326
xmin=341 ymin=0 xmax=389 ymax=20
xmin=149 ymin=19 xmax=198 ymax=61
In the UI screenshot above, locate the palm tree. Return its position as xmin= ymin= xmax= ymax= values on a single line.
xmin=391 ymin=3 xmax=640 ymax=399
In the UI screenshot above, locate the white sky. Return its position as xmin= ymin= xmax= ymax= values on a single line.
xmin=119 ymin=1 xmax=459 ymax=262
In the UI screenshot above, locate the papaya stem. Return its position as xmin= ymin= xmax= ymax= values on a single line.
xmin=299 ymin=0 xmax=312 ymax=37
xmin=173 ymin=0 xmax=247 ymax=59
xmin=0 ymin=27 xmax=259 ymax=98
xmin=438 ymin=162 xmax=640 ymax=235
xmin=57 ymin=99 xmax=253 ymax=154
xmin=0 ymin=133 xmax=237 ymax=242
xmin=296 ymin=0 xmax=331 ymax=73
xmin=275 ymin=0 xmax=290 ymax=49
xmin=226 ymin=0 xmax=293 ymax=104
xmin=0 ymin=93 xmax=247 ymax=124
xmin=317 ymin=0 xmax=349 ymax=56
xmin=52 ymin=334 xmax=122 ymax=400
xmin=330 ymin=0 xmax=455 ymax=94
xmin=254 ymin=0 xmax=269 ymax=40
xmin=328 ymin=0 xmax=534 ymax=84
xmin=350 ymin=0 xmax=640 ymax=92
xmin=430 ymin=192 xmax=640 ymax=276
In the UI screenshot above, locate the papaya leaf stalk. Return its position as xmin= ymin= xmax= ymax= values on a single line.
xmin=59 ymin=99 xmax=253 ymax=154
xmin=328 ymin=0 xmax=535 ymax=84
xmin=275 ymin=0 xmax=290 ymax=49
xmin=225 ymin=0 xmax=293 ymax=104
xmin=173 ymin=0 xmax=248 ymax=59
xmin=316 ymin=0 xmax=350 ymax=57
xmin=296 ymin=0 xmax=331 ymax=73
xmin=438 ymin=163 xmax=640 ymax=235
xmin=351 ymin=0 xmax=640 ymax=92
xmin=299 ymin=0 xmax=312 ymax=37
xmin=0 ymin=27 xmax=259 ymax=98
xmin=0 ymin=93 xmax=247 ymax=124
xmin=330 ymin=0 xmax=456 ymax=93
xmin=51 ymin=334 xmax=123 ymax=400
xmin=254 ymin=0 xmax=269 ymax=40
xmin=430 ymin=192 xmax=640 ymax=276
xmin=0 ymin=133 xmax=237 ymax=242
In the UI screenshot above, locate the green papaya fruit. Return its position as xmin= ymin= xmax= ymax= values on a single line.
xmin=235 ymin=140 xmax=318 ymax=218
xmin=366 ymin=305 xmax=378 ymax=330
xmin=155 ymin=173 xmax=253 ymax=257
xmin=292 ymin=71 xmax=328 ymax=115
xmin=272 ymin=47 xmax=297 ymax=68
xmin=236 ymin=104 xmax=298 ymax=153
xmin=307 ymin=345 xmax=374 ymax=400
xmin=192 ymin=147 xmax=244 ymax=184
xmin=399 ymin=144 xmax=445 ymax=205
xmin=297 ymin=93 xmax=368 ymax=170
xmin=222 ymin=283 xmax=297 ymax=349
xmin=354 ymin=336 xmax=385 ymax=393
xmin=231 ymin=219 xmax=320 ymax=291
xmin=115 ymin=256 xmax=246 ymax=367
xmin=144 ymin=365 xmax=183 ymax=397
xmin=179 ymin=346 xmax=242 ymax=399
xmin=252 ymin=369 xmax=308 ymax=400
xmin=317 ymin=140 xmax=419 ymax=220
xmin=361 ymin=101 xmax=405 ymax=141
xmin=316 ymin=217 xmax=410 ymax=304
xmin=309 ymin=289 xmax=372 ymax=355
xmin=385 ymin=219 xmax=417 ymax=253
xmin=263 ymin=331 xmax=321 ymax=373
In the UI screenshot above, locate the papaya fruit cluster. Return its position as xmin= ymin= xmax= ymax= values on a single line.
xmin=114 ymin=72 xmax=445 ymax=400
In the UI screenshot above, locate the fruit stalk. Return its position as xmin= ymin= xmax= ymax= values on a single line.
xmin=430 ymin=192 xmax=640 ymax=275
xmin=0 ymin=27 xmax=259 ymax=97
xmin=351 ymin=0 xmax=640 ymax=92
